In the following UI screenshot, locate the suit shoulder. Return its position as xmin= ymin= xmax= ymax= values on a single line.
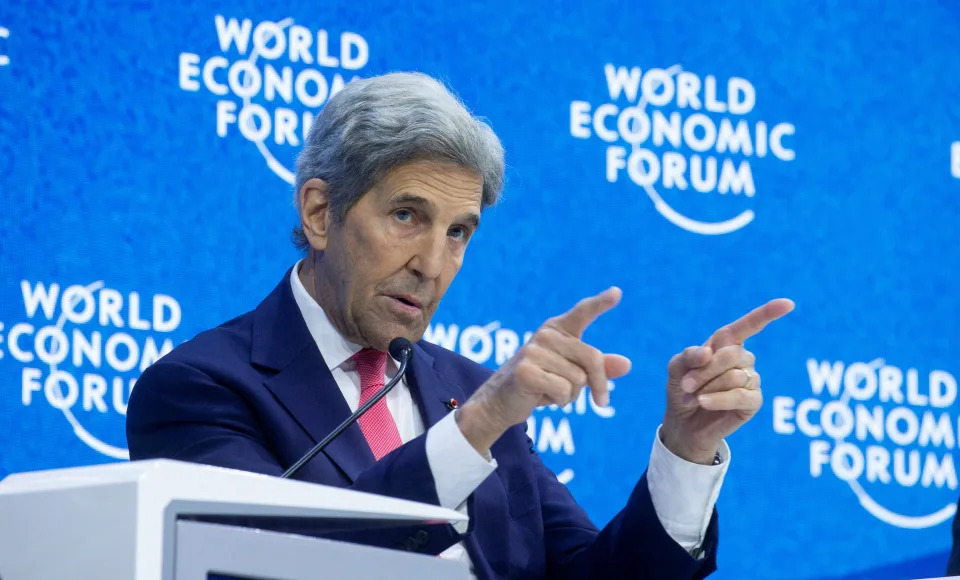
xmin=131 ymin=310 xmax=258 ymax=424
xmin=151 ymin=309 xmax=255 ymax=373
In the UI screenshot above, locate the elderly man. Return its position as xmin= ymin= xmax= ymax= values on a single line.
xmin=127 ymin=72 xmax=793 ymax=579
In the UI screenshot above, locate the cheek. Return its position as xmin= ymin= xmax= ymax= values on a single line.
xmin=438 ymin=252 xmax=464 ymax=290
xmin=344 ymin=226 xmax=392 ymax=282
xmin=370 ymin=226 xmax=417 ymax=267
xmin=450 ymin=244 xmax=467 ymax=269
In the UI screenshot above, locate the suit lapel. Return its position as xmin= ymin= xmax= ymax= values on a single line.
xmin=252 ymin=269 xmax=375 ymax=482
xmin=406 ymin=343 xmax=466 ymax=428
xmin=263 ymin=348 xmax=375 ymax=482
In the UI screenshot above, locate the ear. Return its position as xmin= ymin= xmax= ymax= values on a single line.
xmin=298 ymin=178 xmax=333 ymax=251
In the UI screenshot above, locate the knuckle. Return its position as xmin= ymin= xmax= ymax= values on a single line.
xmin=532 ymin=327 xmax=552 ymax=344
xmin=714 ymin=326 xmax=733 ymax=341
xmin=589 ymin=347 xmax=605 ymax=370
xmin=522 ymin=342 xmax=543 ymax=361
xmin=540 ymin=318 xmax=562 ymax=335
xmin=680 ymin=347 xmax=702 ymax=367
xmin=547 ymin=383 xmax=570 ymax=405
xmin=669 ymin=352 xmax=684 ymax=369
xmin=718 ymin=345 xmax=739 ymax=363
xmin=573 ymin=368 xmax=588 ymax=387
xmin=515 ymin=360 xmax=540 ymax=383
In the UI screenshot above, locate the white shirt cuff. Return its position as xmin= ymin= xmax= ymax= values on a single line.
xmin=426 ymin=411 xmax=498 ymax=510
xmin=647 ymin=425 xmax=729 ymax=556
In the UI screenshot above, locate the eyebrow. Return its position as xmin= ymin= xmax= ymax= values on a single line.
xmin=391 ymin=192 xmax=481 ymax=228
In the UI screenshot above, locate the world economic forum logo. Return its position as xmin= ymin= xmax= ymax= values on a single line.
xmin=773 ymin=357 xmax=959 ymax=529
xmin=570 ymin=64 xmax=795 ymax=235
xmin=0 ymin=281 xmax=181 ymax=459
xmin=178 ymin=15 xmax=370 ymax=185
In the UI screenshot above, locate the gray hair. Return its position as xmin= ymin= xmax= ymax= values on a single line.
xmin=292 ymin=72 xmax=505 ymax=248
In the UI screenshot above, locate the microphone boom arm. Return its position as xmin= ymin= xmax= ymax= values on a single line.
xmin=281 ymin=342 xmax=413 ymax=480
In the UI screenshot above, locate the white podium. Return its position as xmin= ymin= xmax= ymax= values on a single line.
xmin=0 ymin=460 xmax=470 ymax=580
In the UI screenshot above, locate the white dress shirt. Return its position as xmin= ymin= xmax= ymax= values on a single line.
xmin=289 ymin=263 xmax=728 ymax=572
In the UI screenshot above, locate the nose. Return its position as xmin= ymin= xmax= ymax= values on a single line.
xmin=408 ymin=230 xmax=447 ymax=281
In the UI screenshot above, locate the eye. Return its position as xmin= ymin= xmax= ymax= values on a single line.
xmin=394 ymin=209 xmax=414 ymax=223
xmin=448 ymin=225 xmax=468 ymax=241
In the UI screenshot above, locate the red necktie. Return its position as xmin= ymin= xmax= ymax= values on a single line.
xmin=353 ymin=348 xmax=403 ymax=460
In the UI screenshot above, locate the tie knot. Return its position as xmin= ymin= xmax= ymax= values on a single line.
xmin=353 ymin=348 xmax=387 ymax=393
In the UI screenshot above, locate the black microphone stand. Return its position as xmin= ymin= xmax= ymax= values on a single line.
xmin=281 ymin=339 xmax=413 ymax=480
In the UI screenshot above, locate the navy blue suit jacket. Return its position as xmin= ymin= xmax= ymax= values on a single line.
xmin=127 ymin=271 xmax=718 ymax=579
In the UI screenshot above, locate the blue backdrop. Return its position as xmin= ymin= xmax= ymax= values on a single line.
xmin=2 ymin=1 xmax=959 ymax=578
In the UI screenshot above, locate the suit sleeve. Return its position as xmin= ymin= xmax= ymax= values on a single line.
xmin=525 ymin=432 xmax=719 ymax=579
xmin=126 ymin=360 xmax=460 ymax=556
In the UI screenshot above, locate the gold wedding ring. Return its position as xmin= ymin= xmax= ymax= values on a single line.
xmin=739 ymin=368 xmax=753 ymax=389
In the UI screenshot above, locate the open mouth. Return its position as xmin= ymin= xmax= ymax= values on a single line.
xmin=389 ymin=295 xmax=423 ymax=310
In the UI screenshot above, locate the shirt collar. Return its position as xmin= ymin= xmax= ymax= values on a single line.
xmin=289 ymin=260 xmax=399 ymax=375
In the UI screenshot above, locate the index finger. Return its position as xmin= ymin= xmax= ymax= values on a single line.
xmin=706 ymin=298 xmax=795 ymax=347
xmin=550 ymin=287 xmax=622 ymax=338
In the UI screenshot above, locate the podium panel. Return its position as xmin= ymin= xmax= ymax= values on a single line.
xmin=175 ymin=520 xmax=468 ymax=579
xmin=0 ymin=460 xmax=468 ymax=580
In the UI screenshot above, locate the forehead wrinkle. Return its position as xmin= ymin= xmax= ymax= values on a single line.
xmin=388 ymin=179 xmax=482 ymax=218
xmin=389 ymin=160 xmax=481 ymax=194
xmin=390 ymin=192 xmax=438 ymax=210
xmin=393 ymin=173 xmax=481 ymax=199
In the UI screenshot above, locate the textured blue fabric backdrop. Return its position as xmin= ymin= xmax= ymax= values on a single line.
xmin=2 ymin=1 xmax=959 ymax=578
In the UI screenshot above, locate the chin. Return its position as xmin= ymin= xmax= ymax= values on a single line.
xmin=369 ymin=325 xmax=423 ymax=351
xmin=392 ymin=327 xmax=425 ymax=346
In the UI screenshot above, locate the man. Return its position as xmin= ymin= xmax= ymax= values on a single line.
xmin=127 ymin=72 xmax=793 ymax=579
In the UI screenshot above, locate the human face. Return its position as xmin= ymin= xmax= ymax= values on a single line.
xmin=309 ymin=160 xmax=483 ymax=351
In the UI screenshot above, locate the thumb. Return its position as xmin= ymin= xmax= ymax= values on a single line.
xmin=604 ymin=353 xmax=632 ymax=379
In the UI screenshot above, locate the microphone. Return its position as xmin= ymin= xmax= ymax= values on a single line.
xmin=281 ymin=337 xmax=414 ymax=480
